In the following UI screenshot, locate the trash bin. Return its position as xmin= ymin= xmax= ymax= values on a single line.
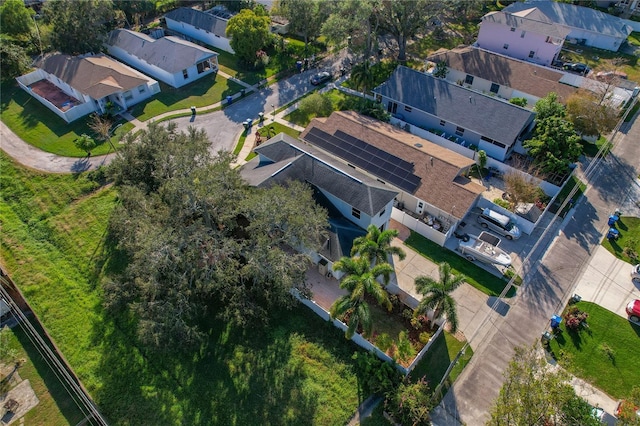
xmin=241 ymin=89 xmax=245 ymax=97
xmin=258 ymin=112 xmax=264 ymax=122
xmin=226 ymin=95 xmax=233 ymax=105
xmin=550 ymin=315 xmax=562 ymax=329
xmin=607 ymin=227 xmax=619 ymax=240
xmin=608 ymin=214 xmax=619 ymax=227
xmin=190 ymin=106 xmax=196 ymax=115
xmin=296 ymin=61 xmax=302 ymax=72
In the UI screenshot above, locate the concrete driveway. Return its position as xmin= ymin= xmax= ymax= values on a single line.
xmin=573 ymin=244 xmax=640 ymax=320
xmin=166 ymin=69 xmax=321 ymax=153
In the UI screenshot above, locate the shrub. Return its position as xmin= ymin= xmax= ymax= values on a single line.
xmin=376 ymin=333 xmax=393 ymax=353
xmin=298 ymin=93 xmax=333 ymax=117
xmin=493 ymin=198 xmax=511 ymax=210
xmin=396 ymin=331 xmax=416 ymax=364
xmin=385 ymin=377 xmax=433 ymax=426
xmin=510 ymin=97 xmax=528 ymax=107
xmin=352 ymin=351 xmax=402 ymax=395
xmin=564 ymin=306 xmax=589 ymax=331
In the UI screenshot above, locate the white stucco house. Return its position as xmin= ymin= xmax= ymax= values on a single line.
xmin=477 ymin=7 xmax=569 ymax=66
xmin=478 ymin=1 xmax=633 ymax=64
xmin=164 ymin=6 xmax=235 ymax=54
xmin=16 ymin=53 xmax=160 ymax=123
xmin=105 ymin=29 xmax=219 ymax=88
xmin=373 ymin=66 xmax=536 ymax=163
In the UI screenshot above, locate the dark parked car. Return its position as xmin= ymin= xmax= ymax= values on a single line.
xmin=310 ymin=71 xmax=331 ymax=85
xmin=564 ymin=62 xmax=591 ymax=74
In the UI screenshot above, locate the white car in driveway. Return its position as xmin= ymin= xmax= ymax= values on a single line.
xmin=632 ymin=264 xmax=640 ymax=283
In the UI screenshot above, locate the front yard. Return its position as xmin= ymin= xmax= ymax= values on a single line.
xmin=548 ymin=301 xmax=640 ymax=400
xmin=129 ymin=73 xmax=244 ymax=121
xmin=602 ymin=216 xmax=640 ymax=263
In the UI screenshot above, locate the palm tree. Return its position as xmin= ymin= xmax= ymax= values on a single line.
xmin=330 ymin=256 xmax=394 ymax=338
xmin=413 ymin=262 xmax=465 ymax=333
xmin=350 ymin=59 xmax=375 ymax=95
xmin=351 ymin=224 xmax=406 ymax=276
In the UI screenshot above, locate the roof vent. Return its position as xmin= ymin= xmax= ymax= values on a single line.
xmin=414 ymin=143 xmax=423 ymax=148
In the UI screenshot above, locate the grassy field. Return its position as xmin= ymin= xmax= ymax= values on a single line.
xmin=0 ymin=83 xmax=131 ymax=157
xmin=0 ymin=151 xmax=372 ymax=425
xmin=0 ymin=326 xmax=87 ymax=425
xmin=404 ymin=231 xmax=516 ymax=297
xmin=129 ymin=74 xmax=244 ymax=121
xmin=548 ymin=301 xmax=640 ymax=400
xmin=601 ymin=216 xmax=640 ymax=263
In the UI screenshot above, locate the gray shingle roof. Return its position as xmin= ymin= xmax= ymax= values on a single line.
xmin=373 ymin=66 xmax=535 ymax=145
xmin=165 ymin=7 xmax=229 ymax=38
xmin=106 ymin=29 xmax=217 ymax=74
xmin=35 ymin=53 xmax=150 ymax=99
xmin=504 ymin=1 xmax=633 ymax=39
xmin=427 ymin=46 xmax=577 ymax=103
xmin=241 ymin=134 xmax=398 ymax=217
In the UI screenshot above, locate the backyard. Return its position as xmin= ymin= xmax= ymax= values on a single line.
xmin=548 ymin=301 xmax=640 ymax=400
xmin=559 ymin=44 xmax=640 ymax=82
xmin=0 ymin=326 xmax=87 ymax=425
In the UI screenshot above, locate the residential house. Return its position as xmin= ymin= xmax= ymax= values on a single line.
xmin=427 ymin=46 xmax=578 ymax=106
xmin=16 ymin=53 xmax=160 ymax=123
xmin=477 ymin=7 xmax=569 ymax=65
xmin=240 ymin=133 xmax=398 ymax=269
xmin=105 ymin=29 xmax=219 ymax=88
xmin=503 ymin=1 xmax=633 ymax=51
xmin=373 ymin=66 xmax=536 ymax=162
xmin=299 ymin=111 xmax=486 ymax=246
xmin=478 ymin=1 xmax=633 ymax=63
xmin=164 ymin=6 xmax=235 ymax=54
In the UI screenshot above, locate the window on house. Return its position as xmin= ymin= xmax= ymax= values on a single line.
xmin=183 ymin=69 xmax=189 ymax=79
xmin=439 ymin=119 xmax=446 ymax=126
xmin=529 ymin=50 xmax=535 ymax=58
xmin=545 ymin=36 xmax=553 ymax=44
xmin=521 ymin=31 xmax=526 ymax=38
xmin=197 ymin=61 xmax=211 ymax=74
xmin=379 ymin=208 xmax=386 ymax=217
xmin=492 ymin=140 xmax=506 ymax=148
xmin=510 ymin=27 xmax=515 ymax=32
xmin=123 ymin=91 xmax=133 ymax=101
xmin=455 ymin=126 xmax=465 ymax=136
xmin=138 ymin=85 xmax=146 ymax=94
xmin=481 ymin=136 xmax=495 ymax=144
xmin=387 ymin=102 xmax=397 ymax=114
xmin=503 ymin=44 xmax=509 ymax=50
xmin=490 ymin=83 xmax=499 ymax=94
xmin=465 ymin=74 xmax=474 ymax=85
xmin=404 ymin=105 xmax=412 ymax=112
xmin=351 ymin=207 xmax=361 ymax=219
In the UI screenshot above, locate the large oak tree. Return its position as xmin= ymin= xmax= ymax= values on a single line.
xmin=106 ymin=123 xmax=328 ymax=350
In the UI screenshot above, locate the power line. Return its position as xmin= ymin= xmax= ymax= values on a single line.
xmin=0 ymin=281 xmax=109 ymax=426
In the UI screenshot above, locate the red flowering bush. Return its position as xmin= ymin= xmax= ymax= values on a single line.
xmin=564 ymin=306 xmax=589 ymax=331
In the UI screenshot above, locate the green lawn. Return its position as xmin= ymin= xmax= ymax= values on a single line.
xmin=0 ymin=83 xmax=130 ymax=157
xmin=602 ymin=216 xmax=640 ymax=263
xmin=548 ymin=301 xmax=640 ymax=400
xmin=628 ymin=32 xmax=640 ymax=47
xmin=1 ymin=326 xmax=87 ymax=425
xmin=404 ymin=231 xmax=516 ymax=297
xmin=0 ymin=151 xmax=368 ymax=425
xmin=129 ymin=74 xmax=244 ymax=121
xmin=549 ymin=175 xmax=586 ymax=216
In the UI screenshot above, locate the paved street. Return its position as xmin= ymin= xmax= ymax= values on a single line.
xmin=432 ymin=110 xmax=640 ymax=425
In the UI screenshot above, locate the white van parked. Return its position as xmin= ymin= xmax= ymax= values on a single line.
xmin=477 ymin=208 xmax=521 ymax=240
